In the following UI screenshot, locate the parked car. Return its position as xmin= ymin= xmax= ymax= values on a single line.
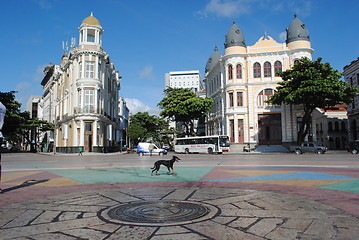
xmin=289 ymin=142 xmax=327 ymax=154
xmin=346 ymin=141 xmax=359 ymax=154
xmin=137 ymin=142 xmax=167 ymax=156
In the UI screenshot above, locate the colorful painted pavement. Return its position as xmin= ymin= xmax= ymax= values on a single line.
xmin=2 ymin=166 xmax=359 ymax=193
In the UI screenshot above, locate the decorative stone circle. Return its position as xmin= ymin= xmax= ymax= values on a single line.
xmin=103 ymin=200 xmax=219 ymax=226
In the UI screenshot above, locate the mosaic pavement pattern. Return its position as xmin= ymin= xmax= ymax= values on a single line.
xmin=1 ymin=187 xmax=359 ymax=240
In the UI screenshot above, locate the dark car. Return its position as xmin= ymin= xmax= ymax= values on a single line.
xmin=347 ymin=141 xmax=359 ymax=154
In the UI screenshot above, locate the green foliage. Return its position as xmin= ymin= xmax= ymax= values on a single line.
xmin=0 ymin=91 xmax=54 ymax=148
xmin=158 ymin=87 xmax=213 ymax=136
xmin=268 ymin=57 xmax=358 ymax=143
xmin=0 ymin=91 xmax=25 ymax=143
xmin=127 ymin=112 xmax=169 ymax=146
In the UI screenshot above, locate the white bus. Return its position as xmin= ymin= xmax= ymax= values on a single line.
xmin=174 ymin=135 xmax=230 ymax=154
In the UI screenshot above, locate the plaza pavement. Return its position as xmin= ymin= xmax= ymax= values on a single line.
xmin=1 ymin=152 xmax=359 ymax=239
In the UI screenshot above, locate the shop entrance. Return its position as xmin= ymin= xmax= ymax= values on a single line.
xmin=258 ymin=114 xmax=282 ymax=145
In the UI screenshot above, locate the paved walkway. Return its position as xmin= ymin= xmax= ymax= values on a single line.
xmin=1 ymin=153 xmax=359 ymax=239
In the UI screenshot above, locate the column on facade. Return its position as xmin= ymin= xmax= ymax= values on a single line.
xmin=79 ymin=120 xmax=84 ymax=146
xmin=80 ymin=87 xmax=84 ymax=111
xmin=94 ymin=86 xmax=98 ymax=113
xmin=81 ymin=54 xmax=85 ymax=78
xmin=93 ymin=120 xmax=98 ymax=149
xmin=247 ymin=84 xmax=255 ymax=143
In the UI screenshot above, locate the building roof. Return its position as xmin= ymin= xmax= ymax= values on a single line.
xmin=82 ymin=12 xmax=101 ymax=26
xmin=225 ymin=22 xmax=246 ymax=48
xmin=205 ymin=46 xmax=222 ymax=73
xmin=286 ymin=14 xmax=310 ymax=44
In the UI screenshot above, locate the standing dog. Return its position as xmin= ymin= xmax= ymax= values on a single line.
xmin=151 ymin=155 xmax=181 ymax=176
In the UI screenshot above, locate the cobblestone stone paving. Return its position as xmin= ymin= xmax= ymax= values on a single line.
xmin=1 ymin=187 xmax=359 ymax=240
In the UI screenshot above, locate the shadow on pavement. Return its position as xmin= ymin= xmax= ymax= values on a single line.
xmin=1 ymin=179 xmax=49 ymax=193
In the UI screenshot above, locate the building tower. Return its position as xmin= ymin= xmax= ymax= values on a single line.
xmin=41 ymin=13 xmax=121 ymax=153
xmin=205 ymin=15 xmax=313 ymax=150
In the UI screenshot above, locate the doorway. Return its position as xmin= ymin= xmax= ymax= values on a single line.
xmin=258 ymin=114 xmax=282 ymax=145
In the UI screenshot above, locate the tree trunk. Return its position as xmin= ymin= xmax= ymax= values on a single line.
xmin=297 ymin=108 xmax=314 ymax=144
xmin=182 ymin=121 xmax=190 ymax=136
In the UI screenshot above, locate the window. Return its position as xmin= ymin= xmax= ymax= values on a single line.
xmin=228 ymin=64 xmax=233 ymax=80
xmin=79 ymin=62 xmax=82 ymax=78
xmin=85 ymin=122 xmax=92 ymax=132
xmin=274 ymin=61 xmax=282 ymax=76
xmin=341 ymin=122 xmax=346 ymax=132
xmin=87 ymin=29 xmax=95 ymax=42
xmin=236 ymin=64 xmax=242 ymax=79
xmin=264 ymin=62 xmax=271 ymax=77
xmin=237 ymin=92 xmax=243 ymax=106
xmin=84 ymin=89 xmax=94 ymax=112
xmin=335 ymin=121 xmax=339 ymax=132
xmin=229 ymin=92 xmax=234 ymax=107
xmin=253 ymin=62 xmax=261 ymax=78
xmin=85 ymin=61 xmax=94 ymax=78
xmin=257 ymin=88 xmax=276 ymax=106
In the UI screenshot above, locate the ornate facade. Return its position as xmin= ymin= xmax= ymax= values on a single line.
xmin=41 ymin=14 xmax=121 ymax=153
xmin=344 ymin=57 xmax=359 ymax=141
xmin=205 ymin=15 xmax=313 ymax=150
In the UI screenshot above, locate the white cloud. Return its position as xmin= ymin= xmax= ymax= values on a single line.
xmin=139 ymin=65 xmax=155 ymax=80
xmin=124 ymin=98 xmax=161 ymax=116
xmin=279 ymin=31 xmax=287 ymax=42
xmin=197 ymin=0 xmax=313 ymax=18
xmin=198 ymin=0 xmax=252 ymax=18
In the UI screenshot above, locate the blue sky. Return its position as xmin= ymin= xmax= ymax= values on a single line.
xmin=1 ymin=0 xmax=358 ymax=115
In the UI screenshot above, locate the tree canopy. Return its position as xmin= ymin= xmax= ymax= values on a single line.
xmin=158 ymin=87 xmax=213 ymax=136
xmin=127 ymin=112 xmax=169 ymax=146
xmin=0 ymin=91 xmax=53 ymax=150
xmin=0 ymin=91 xmax=25 ymax=143
xmin=268 ymin=57 xmax=358 ymax=144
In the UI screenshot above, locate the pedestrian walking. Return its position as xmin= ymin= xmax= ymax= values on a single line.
xmin=0 ymin=101 xmax=6 ymax=193
xmin=149 ymin=143 xmax=155 ymax=156
xmin=78 ymin=146 xmax=83 ymax=156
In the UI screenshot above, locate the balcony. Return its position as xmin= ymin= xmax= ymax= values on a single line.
xmin=74 ymin=106 xmax=101 ymax=114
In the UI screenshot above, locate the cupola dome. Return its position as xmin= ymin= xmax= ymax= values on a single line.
xmin=224 ymin=22 xmax=246 ymax=48
xmin=286 ymin=14 xmax=309 ymax=44
xmin=205 ymin=47 xmax=222 ymax=73
xmin=82 ymin=12 xmax=101 ymax=26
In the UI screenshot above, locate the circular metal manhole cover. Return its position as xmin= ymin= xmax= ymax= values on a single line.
xmin=102 ymin=201 xmax=219 ymax=226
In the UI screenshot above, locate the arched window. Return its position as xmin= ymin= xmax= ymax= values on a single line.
xmin=253 ymin=62 xmax=261 ymax=78
xmin=236 ymin=64 xmax=242 ymax=79
xmin=228 ymin=64 xmax=233 ymax=80
xmin=257 ymin=88 xmax=276 ymax=106
xmin=335 ymin=121 xmax=339 ymax=132
xmin=263 ymin=62 xmax=271 ymax=77
xmin=328 ymin=122 xmax=333 ymax=132
xmin=274 ymin=61 xmax=282 ymax=76
xmin=294 ymin=59 xmax=299 ymax=65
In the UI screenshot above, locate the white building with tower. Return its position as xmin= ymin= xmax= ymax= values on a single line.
xmin=40 ymin=13 xmax=121 ymax=153
xmin=205 ymin=15 xmax=313 ymax=150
